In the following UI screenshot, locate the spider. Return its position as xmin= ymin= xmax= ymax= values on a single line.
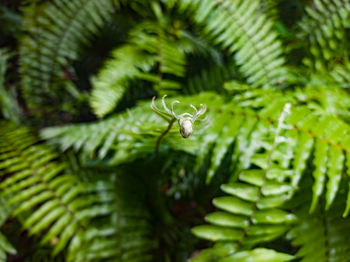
xmin=151 ymin=95 xmax=207 ymax=138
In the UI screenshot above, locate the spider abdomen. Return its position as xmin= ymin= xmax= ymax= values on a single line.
xmin=179 ymin=119 xmax=193 ymax=138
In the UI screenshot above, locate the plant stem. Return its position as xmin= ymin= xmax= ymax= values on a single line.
xmin=156 ymin=117 xmax=176 ymax=155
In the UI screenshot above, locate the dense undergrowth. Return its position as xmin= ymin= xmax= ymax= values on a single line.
xmin=1 ymin=0 xmax=350 ymax=261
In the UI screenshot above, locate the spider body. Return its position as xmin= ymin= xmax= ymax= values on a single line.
xmin=179 ymin=118 xmax=193 ymax=138
xmin=151 ymin=95 xmax=207 ymax=138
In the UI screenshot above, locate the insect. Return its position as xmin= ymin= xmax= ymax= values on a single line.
xmin=151 ymin=95 xmax=207 ymax=138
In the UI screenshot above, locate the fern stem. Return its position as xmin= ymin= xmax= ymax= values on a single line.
xmin=156 ymin=117 xmax=176 ymax=155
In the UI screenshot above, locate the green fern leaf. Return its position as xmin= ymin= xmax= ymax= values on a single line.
xmin=193 ymin=102 xmax=296 ymax=258
xmin=72 ymin=172 xmax=157 ymax=262
xmin=89 ymin=21 xmax=189 ymax=117
xmin=90 ymin=45 xmax=156 ymax=118
xmin=190 ymin=246 xmax=293 ymax=262
xmin=44 ymin=89 xmax=350 ymax=215
xmin=192 ymin=168 xmax=295 ymax=249
xmin=287 ymin=105 xmax=350 ymax=212
xmin=172 ymin=0 xmax=289 ymax=88
xmin=0 ymin=49 xmax=20 ymax=122
xmin=0 ymin=198 xmax=16 ymax=262
xmin=290 ymin=199 xmax=350 ymax=262
xmin=0 ymin=122 xmax=116 ymax=261
xmin=300 ymin=0 xmax=350 ymax=71
xmin=0 ymin=233 xmax=16 ymax=262
xmin=20 ymin=0 xmax=116 ymax=109
xmin=42 ymin=93 xmax=219 ymax=165
xmin=185 ymin=62 xmax=238 ymax=94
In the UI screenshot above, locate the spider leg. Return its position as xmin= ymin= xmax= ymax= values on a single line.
xmin=154 ymin=110 xmax=173 ymax=122
xmin=151 ymin=96 xmax=172 ymax=121
xmin=201 ymin=117 xmax=212 ymax=130
xmin=199 ymin=115 xmax=209 ymax=122
xmin=194 ymin=115 xmax=211 ymax=131
xmin=151 ymin=96 xmax=159 ymax=109
xmin=192 ymin=104 xmax=207 ymax=122
xmin=162 ymin=95 xmax=172 ymax=115
xmin=190 ymin=104 xmax=198 ymax=114
xmin=171 ymin=100 xmax=180 ymax=119
xmin=198 ymin=104 xmax=207 ymax=115
xmin=151 ymin=97 xmax=163 ymax=115
xmin=179 ymin=113 xmax=193 ymax=118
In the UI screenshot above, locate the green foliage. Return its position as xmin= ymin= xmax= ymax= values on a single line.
xmin=0 ymin=198 xmax=16 ymax=262
xmin=36 ymin=87 xmax=350 ymax=260
xmin=191 ymin=100 xmax=296 ymax=260
xmin=89 ymin=20 xmax=188 ymax=118
xmin=89 ymin=19 xmax=224 ymax=117
xmin=0 ymin=232 xmax=15 ymax=262
xmin=67 ymin=171 xmax=157 ymax=262
xmin=0 ymin=122 xmax=116 ymax=261
xmin=171 ymin=0 xmax=289 ymax=88
xmin=289 ymin=202 xmax=350 ymax=262
xmin=190 ymin=247 xmax=294 ymax=262
xmin=188 ymin=87 xmax=350 ymax=260
xmin=0 ymin=49 xmax=20 ymax=122
xmin=41 ymin=94 xmax=204 ymax=164
xmin=185 ymin=62 xmax=238 ymax=94
xmin=19 ymin=0 xmax=117 ymax=110
xmin=2 ymin=0 xmax=350 ymax=261
xmin=90 ymin=43 xmax=156 ymax=118
xmin=299 ymin=0 xmax=350 ymax=71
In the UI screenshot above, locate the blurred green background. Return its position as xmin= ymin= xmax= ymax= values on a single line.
xmin=1 ymin=0 xmax=350 ymax=261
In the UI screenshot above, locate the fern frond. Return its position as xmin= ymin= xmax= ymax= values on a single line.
xmin=90 ymin=45 xmax=156 ymax=118
xmin=0 ymin=4 xmax=21 ymax=39
xmin=195 ymin=90 xmax=294 ymax=182
xmin=299 ymin=0 xmax=350 ymax=71
xmin=192 ymin=87 xmax=350 ymax=213
xmin=19 ymin=0 xmax=116 ymax=109
xmin=192 ymin=102 xmax=296 ymax=259
xmin=172 ymin=0 xmax=288 ymax=88
xmin=41 ymin=93 xmax=219 ymax=165
xmin=287 ymin=105 xmax=350 ymax=213
xmin=192 ymin=168 xmax=296 ymax=242
xmin=289 ymin=199 xmax=350 ymax=262
xmin=185 ymin=62 xmax=238 ymax=94
xmin=259 ymin=0 xmax=280 ymax=21
xmin=89 ymin=21 xmax=188 ymax=118
xmin=0 ymin=49 xmax=20 ymax=122
xmin=0 ymin=232 xmax=15 ymax=262
xmin=179 ymin=30 xmax=224 ymax=66
xmin=45 ymin=87 xmax=350 ymax=214
xmin=0 ymin=122 xmax=116 ymax=261
xmin=190 ymin=247 xmax=293 ymax=262
xmin=329 ymin=61 xmax=350 ymax=89
xmin=128 ymin=22 xmax=186 ymax=80
xmin=0 ymin=198 xmax=16 ymax=262
xmin=113 ymin=172 xmax=156 ymax=262
xmin=71 ymin=172 xmax=156 ymax=262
